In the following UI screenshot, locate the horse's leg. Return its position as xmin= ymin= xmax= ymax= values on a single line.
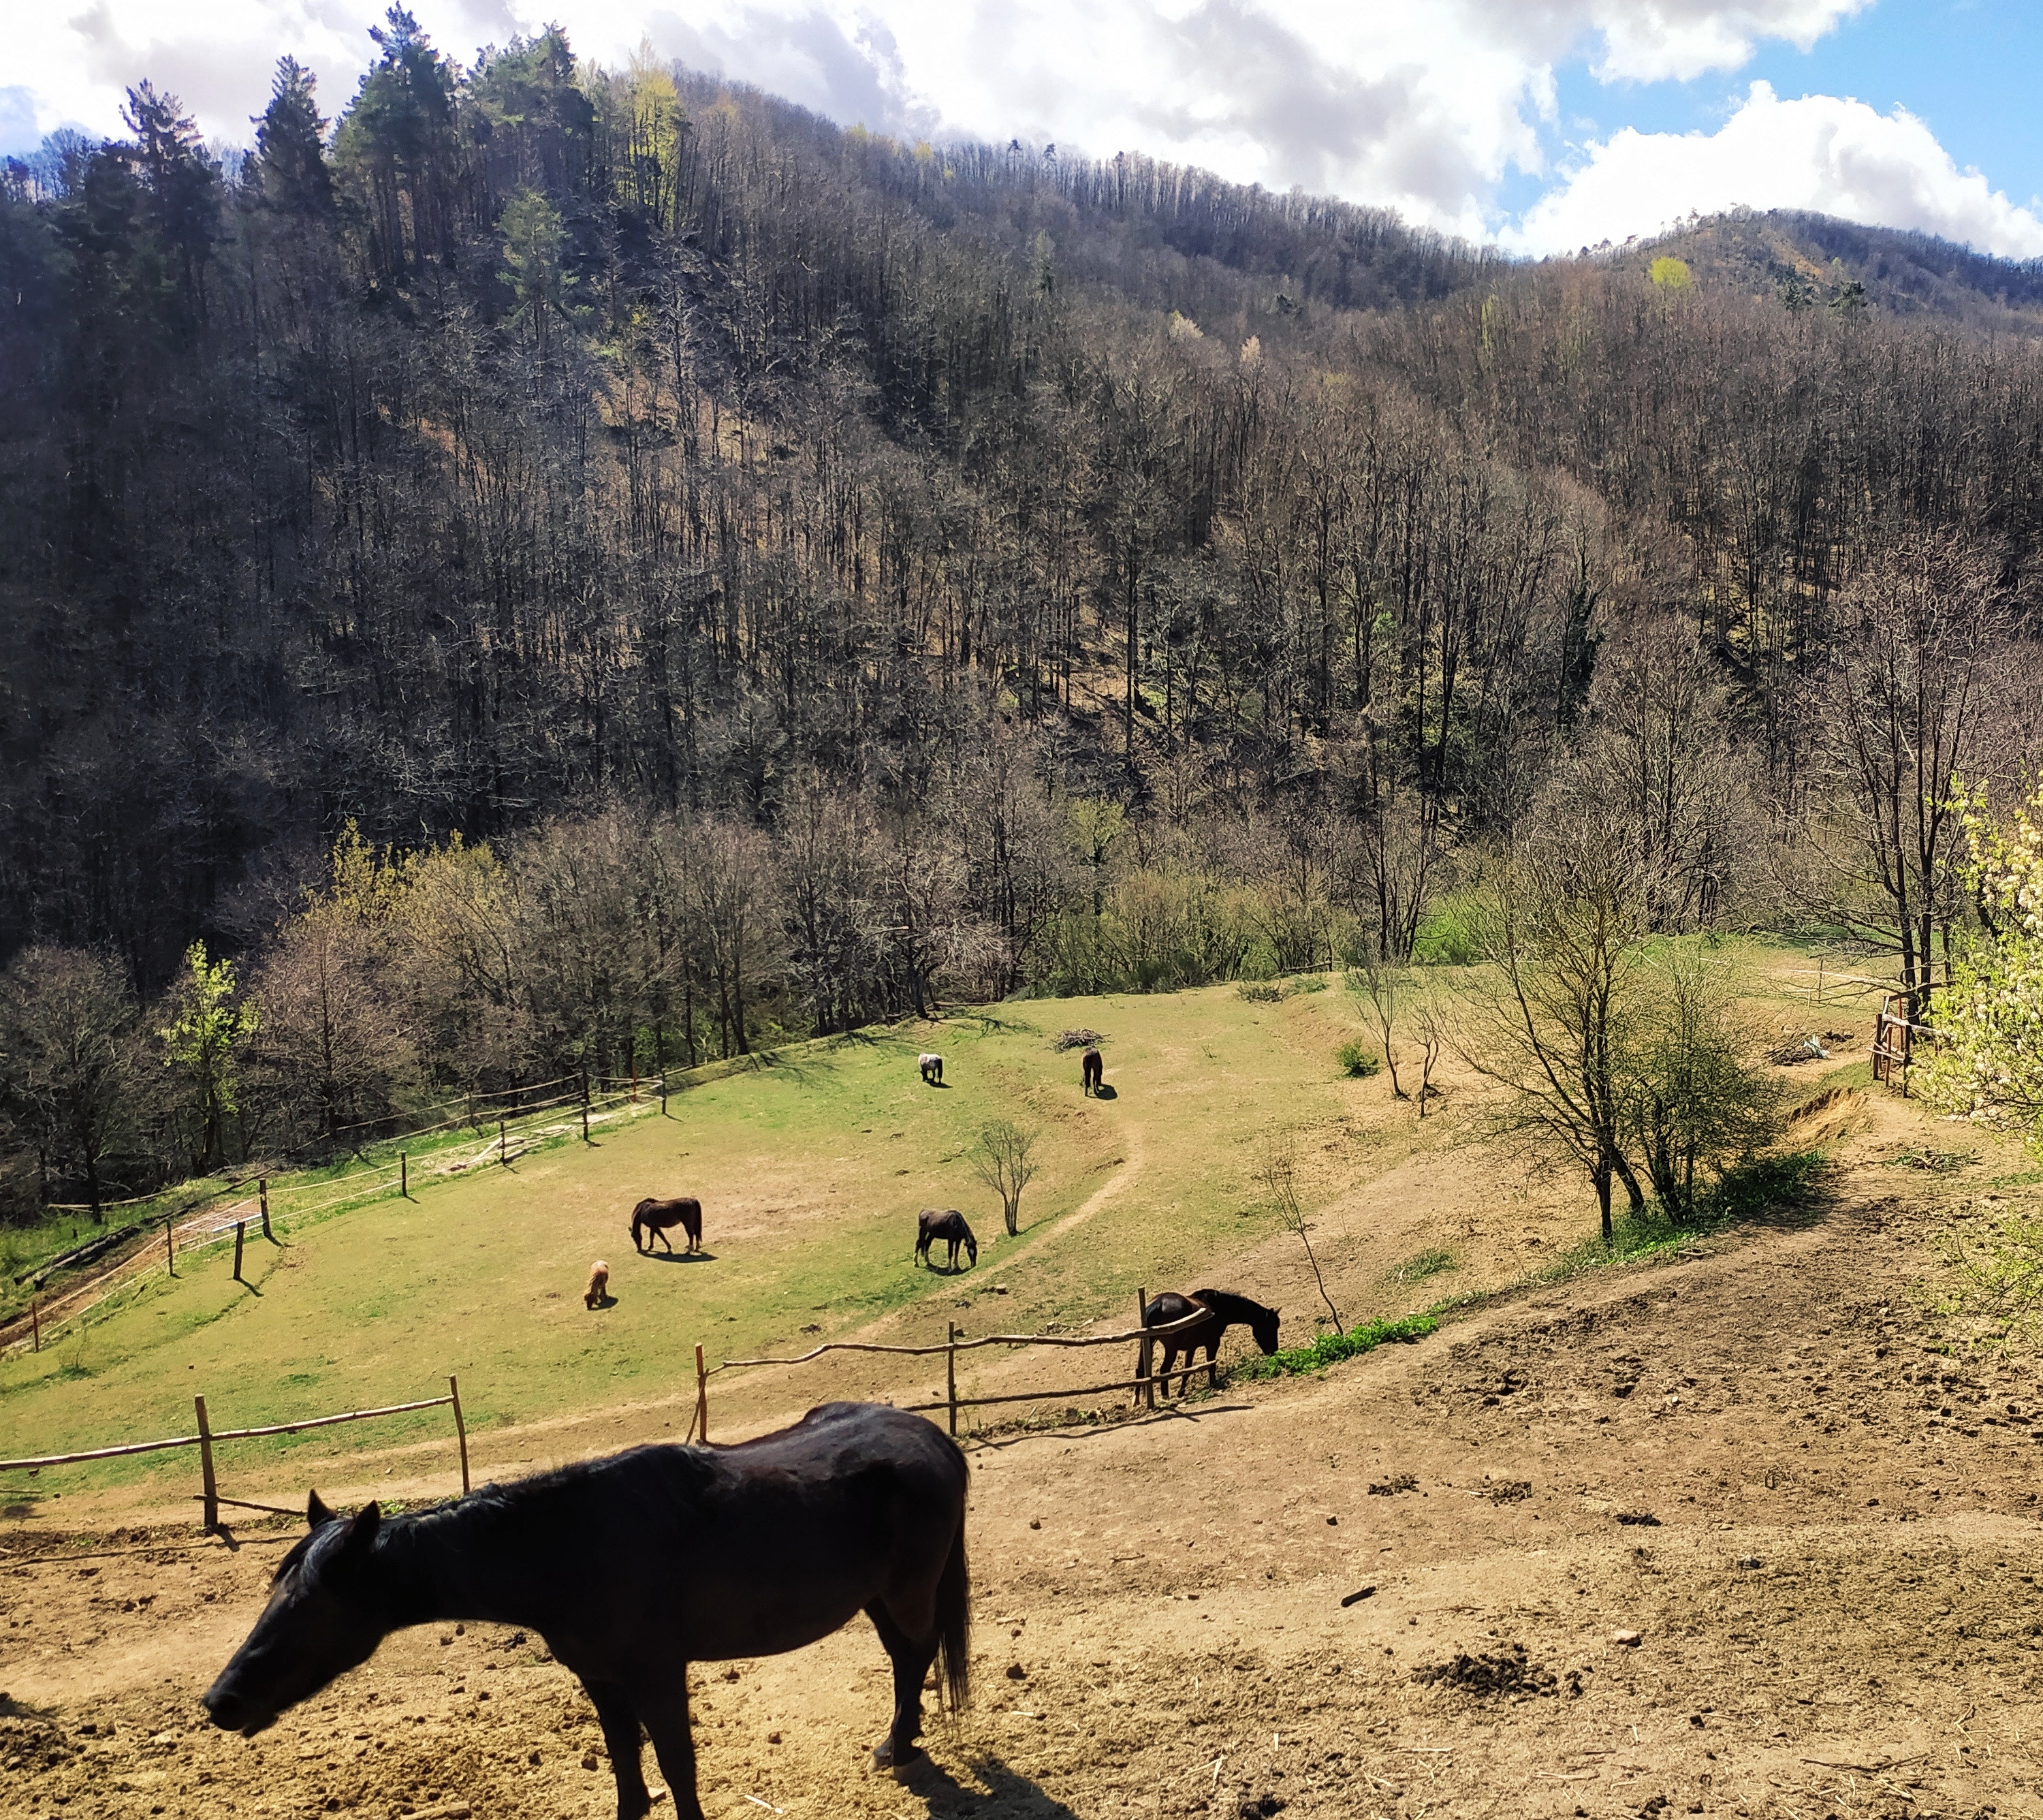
xmin=581 ymin=1676 xmax=654 ymax=1820
xmin=634 ymin=1669 xmax=706 ymax=1820
xmin=864 ymin=1601 xmax=938 ymax=1770
xmin=1207 ymin=1338 xmax=1221 ymax=1390
xmin=656 ymin=1224 xmax=674 ymax=1253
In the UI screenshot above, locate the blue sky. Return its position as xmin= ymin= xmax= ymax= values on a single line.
xmin=7 ymin=1 xmax=2042 ymax=258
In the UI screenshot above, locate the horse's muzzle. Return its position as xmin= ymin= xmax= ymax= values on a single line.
xmin=202 ymin=1684 xmax=275 ymax=1737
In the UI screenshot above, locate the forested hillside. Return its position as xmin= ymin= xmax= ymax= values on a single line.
xmin=3 ymin=6 xmax=2040 ymax=1207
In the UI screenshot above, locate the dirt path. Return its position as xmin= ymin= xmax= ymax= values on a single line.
xmin=7 ymin=1112 xmax=2043 ymax=1819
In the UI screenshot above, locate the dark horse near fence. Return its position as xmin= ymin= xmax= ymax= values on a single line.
xmin=1143 ymin=1289 xmax=1282 ymax=1391
xmin=1080 ymin=1047 xmax=1104 ymax=1095
xmin=202 ymin=1403 xmax=970 ymax=1820
xmin=915 ymin=1208 xmax=977 ymax=1271
xmin=631 ymin=1195 xmax=703 ymax=1255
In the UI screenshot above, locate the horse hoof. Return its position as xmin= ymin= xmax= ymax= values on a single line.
xmin=872 ymin=1742 xmax=924 ymax=1774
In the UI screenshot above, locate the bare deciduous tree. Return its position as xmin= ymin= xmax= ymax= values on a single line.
xmin=1253 ymin=1127 xmax=1342 ymax=1331
xmin=970 ymin=1118 xmax=1040 ymax=1236
xmin=0 ymin=947 xmax=141 ymax=1218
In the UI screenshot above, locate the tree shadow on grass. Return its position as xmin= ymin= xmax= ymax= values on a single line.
xmin=1557 ymin=1149 xmax=1837 ymax=1277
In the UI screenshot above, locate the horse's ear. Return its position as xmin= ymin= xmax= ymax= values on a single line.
xmin=343 ymin=1501 xmax=382 ymax=1555
xmin=308 ymin=1490 xmax=336 ymax=1529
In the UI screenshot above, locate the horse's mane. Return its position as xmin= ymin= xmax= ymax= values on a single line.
xmin=1189 ymin=1287 xmax=1273 ymax=1320
xmin=279 ymin=1445 xmax=720 ymax=1580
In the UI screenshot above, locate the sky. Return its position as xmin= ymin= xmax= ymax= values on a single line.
xmin=5 ymin=0 xmax=2042 ymax=260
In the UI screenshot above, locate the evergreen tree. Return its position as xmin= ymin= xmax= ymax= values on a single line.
xmin=255 ymin=57 xmax=334 ymax=217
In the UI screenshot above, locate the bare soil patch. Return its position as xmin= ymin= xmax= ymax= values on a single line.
xmin=6 ymin=1071 xmax=2043 ymax=1819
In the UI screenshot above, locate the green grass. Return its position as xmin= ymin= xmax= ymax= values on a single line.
xmin=1545 ymin=1150 xmax=1831 ymax=1278
xmin=1390 ymin=1246 xmax=1457 ymax=1283
xmin=1238 ymin=1311 xmax=1442 ymax=1378
xmin=0 ymin=984 xmax=1382 ymax=1503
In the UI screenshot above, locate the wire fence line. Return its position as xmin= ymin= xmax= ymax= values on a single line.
xmin=2 ymin=1076 xmax=672 ymax=1358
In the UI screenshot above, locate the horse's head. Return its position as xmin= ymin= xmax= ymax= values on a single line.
xmin=202 ymin=1494 xmax=390 ymax=1737
xmin=964 ymin=1229 xmax=979 ymax=1267
xmin=1248 ymin=1304 xmax=1282 ymax=1355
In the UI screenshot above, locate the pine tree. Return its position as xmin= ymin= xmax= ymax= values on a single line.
xmin=255 ymin=57 xmax=334 ymax=216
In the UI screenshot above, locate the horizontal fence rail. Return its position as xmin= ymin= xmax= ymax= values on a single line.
xmin=714 ymin=1297 xmax=1227 ymax=1437
xmin=0 ymin=1379 xmax=472 ymax=1532
xmin=2 ymin=1076 xmax=671 ymax=1359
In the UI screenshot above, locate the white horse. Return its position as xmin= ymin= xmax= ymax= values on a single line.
xmin=918 ymin=1052 xmax=943 ymax=1086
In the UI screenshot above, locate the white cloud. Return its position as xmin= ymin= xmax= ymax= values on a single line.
xmin=1508 ymin=80 xmax=2043 ymax=259
xmin=16 ymin=0 xmax=2026 ymax=268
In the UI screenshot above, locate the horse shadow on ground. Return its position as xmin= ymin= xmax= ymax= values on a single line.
xmin=644 ymin=1249 xmax=718 ymax=1264
xmin=918 ymin=1259 xmax=972 ymax=1276
xmin=900 ymin=1750 xmax=1083 ymax=1818
xmin=588 ymin=1292 xmax=618 ymax=1309
xmin=1090 ymin=1083 xmax=1118 ymax=1100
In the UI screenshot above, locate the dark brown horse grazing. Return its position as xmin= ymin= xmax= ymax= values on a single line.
xmin=1143 ymin=1289 xmax=1282 ymax=1391
xmin=631 ymin=1196 xmax=702 ymax=1255
xmin=1080 ymin=1047 xmax=1104 ymax=1095
xmin=915 ymin=1209 xmax=977 ymax=1271
xmin=202 ymin=1404 xmax=970 ymax=1820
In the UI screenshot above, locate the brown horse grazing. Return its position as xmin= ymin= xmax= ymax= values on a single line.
xmin=631 ymin=1196 xmax=703 ymax=1255
xmin=915 ymin=1209 xmax=977 ymax=1271
xmin=1080 ymin=1047 xmax=1104 ymax=1095
xmin=201 ymin=1403 xmax=972 ymax=1820
xmin=586 ymin=1261 xmax=610 ymax=1308
xmin=1143 ymin=1289 xmax=1282 ymax=1391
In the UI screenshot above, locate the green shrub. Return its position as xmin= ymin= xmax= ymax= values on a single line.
xmin=1281 ymin=973 xmax=1330 ymax=995
xmin=1239 ymin=982 xmax=1284 ymax=1003
xmin=1412 ymin=900 xmax=1481 ymax=967
xmin=1336 ymin=1039 xmax=1380 ymax=1077
xmin=1239 ymin=1311 xmax=1440 ymax=1379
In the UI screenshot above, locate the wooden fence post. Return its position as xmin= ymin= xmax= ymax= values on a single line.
xmin=194 ymin=1396 xmax=218 ymax=1531
xmin=259 ymin=1176 xmax=269 ymax=1231
xmin=659 ymin=1078 xmax=669 ymax=1118
xmin=1135 ymin=1287 xmax=1152 ymax=1411
xmin=30 ymin=1298 xmax=39 ymax=1353
xmin=448 ymin=1375 xmax=471 ymax=1494
xmin=581 ymin=1073 xmax=590 ymax=1143
xmin=232 ymin=1221 xmax=245 ymax=1283
xmin=499 ymin=1117 xmax=508 ymax=1167
xmin=947 ymin=1324 xmax=960 ymax=1437
xmin=400 ymin=1152 xmax=409 ymax=1199
xmin=695 ymin=1344 xmax=709 ymax=1445
xmin=165 ymin=1217 xmax=176 ymax=1277
xmin=630 ymin=1067 xmax=639 ymax=1103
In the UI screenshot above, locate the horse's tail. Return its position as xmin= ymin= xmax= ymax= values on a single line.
xmin=935 ymin=1516 xmax=971 ymax=1716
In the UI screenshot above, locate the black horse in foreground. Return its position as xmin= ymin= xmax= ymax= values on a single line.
xmin=1079 ymin=1046 xmax=1104 ymax=1095
xmin=915 ymin=1208 xmax=977 ymax=1270
xmin=202 ymin=1404 xmax=970 ymax=1820
xmin=631 ymin=1195 xmax=703 ymax=1254
xmin=1143 ymin=1289 xmax=1282 ymax=1392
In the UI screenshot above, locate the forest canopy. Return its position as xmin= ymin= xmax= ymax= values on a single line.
xmin=3 ymin=7 xmax=2042 ymax=1209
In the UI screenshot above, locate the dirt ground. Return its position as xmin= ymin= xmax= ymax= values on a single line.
xmin=6 ymin=1074 xmax=2043 ymax=1820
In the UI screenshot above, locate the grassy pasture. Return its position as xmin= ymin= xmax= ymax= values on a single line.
xmin=0 ymin=984 xmax=1376 ymax=1501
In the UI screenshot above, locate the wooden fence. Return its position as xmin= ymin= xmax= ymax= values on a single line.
xmin=2 ymin=1073 xmax=676 ymax=1360
xmin=1871 ymin=993 xmax=1940 ymax=1095
xmin=0 ymin=1379 xmax=471 ymax=1531
xmin=709 ymin=1291 xmax=1219 ymax=1438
